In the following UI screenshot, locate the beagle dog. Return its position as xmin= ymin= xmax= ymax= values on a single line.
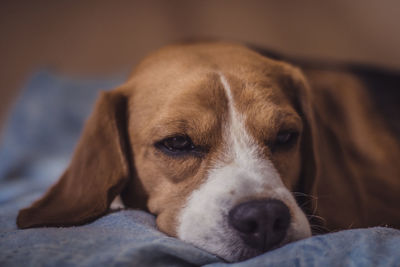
xmin=17 ymin=43 xmax=400 ymax=262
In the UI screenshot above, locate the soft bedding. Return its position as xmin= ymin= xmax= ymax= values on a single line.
xmin=0 ymin=70 xmax=399 ymax=267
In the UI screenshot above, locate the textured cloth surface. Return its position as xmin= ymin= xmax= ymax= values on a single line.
xmin=1 ymin=71 xmax=400 ymax=266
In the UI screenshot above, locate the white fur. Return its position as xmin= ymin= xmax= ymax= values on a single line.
xmin=110 ymin=195 xmax=125 ymax=210
xmin=177 ymin=74 xmax=311 ymax=262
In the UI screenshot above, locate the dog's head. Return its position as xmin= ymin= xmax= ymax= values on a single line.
xmin=17 ymin=43 xmax=318 ymax=262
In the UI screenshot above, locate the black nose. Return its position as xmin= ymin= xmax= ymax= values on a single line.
xmin=228 ymin=199 xmax=290 ymax=251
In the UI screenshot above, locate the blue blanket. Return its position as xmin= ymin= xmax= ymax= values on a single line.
xmin=1 ymin=71 xmax=399 ymax=266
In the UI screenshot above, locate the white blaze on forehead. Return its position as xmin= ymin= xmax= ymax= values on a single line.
xmin=177 ymin=73 xmax=311 ymax=262
xmin=219 ymin=74 xmax=260 ymax=165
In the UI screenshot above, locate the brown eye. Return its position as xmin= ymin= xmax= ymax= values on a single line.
xmin=276 ymin=132 xmax=293 ymax=144
xmin=271 ymin=131 xmax=299 ymax=151
xmin=155 ymin=135 xmax=200 ymax=156
xmin=163 ymin=136 xmax=194 ymax=151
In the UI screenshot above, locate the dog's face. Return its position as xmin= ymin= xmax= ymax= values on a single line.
xmin=125 ymin=44 xmax=312 ymax=261
xmin=18 ymin=43 xmax=315 ymax=262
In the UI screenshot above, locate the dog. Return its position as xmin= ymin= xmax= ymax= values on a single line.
xmin=17 ymin=42 xmax=400 ymax=262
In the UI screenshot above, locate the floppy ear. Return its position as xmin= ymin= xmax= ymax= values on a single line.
xmin=17 ymin=91 xmax=133 ymax=228
xmin=278 ymin=64 xmax=321 ymax=230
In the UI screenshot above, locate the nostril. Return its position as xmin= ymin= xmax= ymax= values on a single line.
xmin=273 ymin=218 xmax=286 ymax=232
xmin=228 ymin=210 xmax=259 ymax=234
xmin=228 ymin=199 xmax=291 ymax=251
xmin=243 ymin=219 xmax=258 ymax=234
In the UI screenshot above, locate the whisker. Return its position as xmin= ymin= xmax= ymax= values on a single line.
xmin=310 ymin=196 xmax=320 ymax=216
xmin=299 ymin=200 xmax=313 ymax=209
xmin=292 ymin=192 xmax=318 ymax=200
xmin=307 ymin=214 xmax=325 ymax=221
xmin=311 ymin=225 xmax=330 ymax=235
xmin=291 ymin=191 xmax=329 ymax=233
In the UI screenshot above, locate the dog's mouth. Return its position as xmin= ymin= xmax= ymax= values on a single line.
xmin=178 ymin=198 xmax=310 ymax=263
xmin=223 ymin=237 xmax=287 ymax=263
xmin=176 ymin=162 xmax=312 ymax=262
xmin=225 ymin=243 xmax=285 ymax=263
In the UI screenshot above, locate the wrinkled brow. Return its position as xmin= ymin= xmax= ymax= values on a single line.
xmin=149 ymin=113 xmax=221 ymax=144
xmin=150 ymin=119 xmax=194 ymax=139
xmin=274 ymin=111 xmax=303 ymax=131
xmin=247 ymin=108 xmax=303 ymax=142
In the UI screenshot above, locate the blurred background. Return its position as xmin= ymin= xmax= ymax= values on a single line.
xmin=1 ymin=0 xmax=400 ymax=130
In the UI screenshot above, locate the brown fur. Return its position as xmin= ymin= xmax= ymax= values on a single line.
xmin=17 ymin=42 xmax=400 ymax=237
xmin=17 ymin=91 xmax=132 ymax=227
xmin=304 ymin=69 xmax=400 ymax=230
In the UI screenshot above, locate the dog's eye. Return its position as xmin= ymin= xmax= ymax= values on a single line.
xmin=155 ymin=135 xmax=198 ymax=156
xmin=271 ymin=131 xmax=299 ymax=151
xmin=163 ymin=136 xmax=194 ymax=151
xmin=276 ymin=132 xmax=294 ymax=144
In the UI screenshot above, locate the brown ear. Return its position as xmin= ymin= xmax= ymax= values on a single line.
xmin=278 ymin=64 xmax=321 ymax=229
xmin=17 ymin=91 xmax=132 ymax=228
